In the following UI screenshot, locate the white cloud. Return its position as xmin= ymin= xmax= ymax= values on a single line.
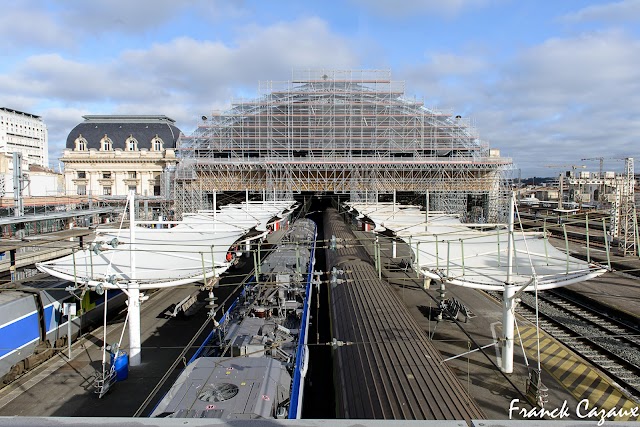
xmin=350 ymin=0 xmax=496 ymax=18
xmin=57 ymin=0 xmax=238 ymax=34
xmin=0 ymin=4 xmax=73 ymax=52
xmin=119 ymin=17 xmax=358 ymax=99
xmin=508 ymin=31 xmax=638 ymax=95
xmin=561 ymin=0 xmax=640 ymax=24
xmin=399 ymin=51 xmax=493 ymax=113
xmin=487 ymin=31 xmax=640 ymax=175
xmin=397 ymin=31 xmax=640 ymax=176
xmin=0 ymin=17 xmax=359 ymax=164
xmin=0 ymin=0 xmax=245 ymax=55
xmin=426 ymin=53 xmax=489 ymax=76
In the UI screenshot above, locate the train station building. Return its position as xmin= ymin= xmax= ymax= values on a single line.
xmin=172 ymin=69 xmax=514 ymax=222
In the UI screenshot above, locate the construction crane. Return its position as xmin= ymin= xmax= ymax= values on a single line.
xmin=581 ymin=157 xmax=605 ymax=176
xmin=544 ymin=164 xmax=586 ymax=209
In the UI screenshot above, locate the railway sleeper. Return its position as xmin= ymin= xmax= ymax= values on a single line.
xmin=611 ymin=372 xmax=636 ymax=379
xmin=577 ymin=351 xmax=603 ymax=357
xmin=586 ymin=356 xmax=612 ymax=362
xmin=597 ymin=364 xmax=620 ymax=369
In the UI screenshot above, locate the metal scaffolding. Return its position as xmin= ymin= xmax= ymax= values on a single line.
xmin=560 ymin=158 xmax=637 ymax=255
xmin=619 ymin=157 xmax=636 ymax=255
xmin=174 ymin=70 xmax=513 ymax=221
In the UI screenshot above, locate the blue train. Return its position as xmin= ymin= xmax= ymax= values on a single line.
xmin=0 ymin=276 xmax=125 ymax=386
xmin=151 ymin=218 xmax=317 ymax=419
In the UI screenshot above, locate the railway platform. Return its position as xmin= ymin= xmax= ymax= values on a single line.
xmin=0 ymin=228 xmax=93 ymax=281
xmin=355 ymin=230 xmax=640 ymax=423
xmin=0 ymin=283 xmax=211 ymax=417
xmin=0 ymin=229 xmax=286 ymax=418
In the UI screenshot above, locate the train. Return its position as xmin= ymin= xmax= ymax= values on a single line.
xmin=324 ymin=207 xmax=485 ymax=420
xmin=150 ymin=218 xmax=317 ymax=419
xmin=0 ymin=275 xmax=126 ymax=386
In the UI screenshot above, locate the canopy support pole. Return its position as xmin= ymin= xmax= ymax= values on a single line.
xmin=502 ymin=191 xmax=516 ymax=374
xmin=425 ymin=190 xmax=429 ymax=232
xmin=128 ymin=190 xmax=142 ymax=367
xmin=393 ymin=189 xmax=396 ymax=212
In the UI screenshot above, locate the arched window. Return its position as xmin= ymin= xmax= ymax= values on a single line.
xmin=74 ymin=134 xmax=87 ymax=151
xmin=151 ymin=134 xmax=164 ymax=151
xmin=100 ymin=134 xmax=113 ymax=151
xmin=126 ymin=135 xmax=138 ymax=151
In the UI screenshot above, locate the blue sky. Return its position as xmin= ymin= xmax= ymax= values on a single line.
xmin=2 ymin=0 xmax=639 ymax=177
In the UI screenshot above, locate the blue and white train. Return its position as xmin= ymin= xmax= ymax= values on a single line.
xmin=0 ymin=277 xmax=125 ymax=386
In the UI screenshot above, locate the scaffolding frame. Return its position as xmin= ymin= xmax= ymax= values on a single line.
xmin=619 ymin=158 xmax=636 ymax=255
xmin=174 ymin=70 xmax=513 ymax=221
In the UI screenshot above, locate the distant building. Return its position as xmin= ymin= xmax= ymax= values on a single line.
xmin=0 ymin=107 xmax=49 ymax=168
xmin=25 ymin=164 xmax=63 ymax=197
xmin=0 ymin=153 xmax=62 ymax=207
xmin=61 ymin=115 xmax=180 ymax=198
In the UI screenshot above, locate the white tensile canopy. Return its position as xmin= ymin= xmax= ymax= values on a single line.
xmin=36 ymin=226 xmax=247 ymax=289
xmin=37 ymin=200 xmax=297 ymax=290
xmin=347 ymin=202 xmax=606 ymax=291
xmin=37 ymin=194 xmax=297 ymax=370
xmin=195 ymin=200 xmax=297 ymax=231
xmin=347 ymin=199 xmax=607 ymax=374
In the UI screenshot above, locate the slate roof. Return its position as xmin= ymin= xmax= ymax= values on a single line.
xmin=65 ymin=115 xmax=182 ymax=150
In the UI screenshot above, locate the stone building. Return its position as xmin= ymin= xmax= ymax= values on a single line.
xmin=61 ymin=115 xmax=181 ymax=198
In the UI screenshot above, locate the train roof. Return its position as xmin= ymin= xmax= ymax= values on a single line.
xmin=323 ymin=207 xmax=485 ymax=421
xmin=151 ymin=357 xmax=290 ymax=419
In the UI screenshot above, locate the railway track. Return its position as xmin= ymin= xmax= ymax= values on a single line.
xmin=487 ymin=289 xmax=640 ymax=400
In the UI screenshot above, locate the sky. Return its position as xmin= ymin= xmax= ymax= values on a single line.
xmin=1 ymin=0 xmax=639 ymax=177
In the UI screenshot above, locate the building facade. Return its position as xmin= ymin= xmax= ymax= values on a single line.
xmin=0 ymin=107 xmax=49 ymax=168
xmin=61 ymin=115 xmax=181 ymax=198
xmin=175 ymin=70 xmax=513 ymax=222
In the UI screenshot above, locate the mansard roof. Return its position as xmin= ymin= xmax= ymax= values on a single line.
xmin=65 ymin=115 xmax=181 ymax=150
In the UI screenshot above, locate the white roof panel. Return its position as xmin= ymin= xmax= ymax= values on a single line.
xmin=346 ymin=202 xmax=606 ymax=291
xmin=37 ymin=200 xmax=296 ymax=290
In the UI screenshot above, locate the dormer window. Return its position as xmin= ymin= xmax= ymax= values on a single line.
xmin=100 ymin=134 xmax=113 ymax=151
xmin=151 ymin=134 xmax=164 ymax=151
xmin=75 ymin=134 xmax=87 ymax=151
xmin=126 ymin=135 xmax=138 ymax=151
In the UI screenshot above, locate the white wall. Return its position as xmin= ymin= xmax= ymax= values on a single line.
xmin=26 ymin=173 xmax=63 ymax=196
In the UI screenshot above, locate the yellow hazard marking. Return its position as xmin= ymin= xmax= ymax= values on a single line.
xmin=573 ymin=374 xmax=598 ymax=396
xmin=550 ymin=357 xmax=577 ymax=373
xmin=563 ymin=362 xmax=588 ymax=386
xmin=517 ymin=325 xmax=640 ymax=421
xmin=601 ymin=394 xmax=623 ymax=412
xmin=588 ymin=379 xmax=612 ymax=405
xmin=538 ymin=342 xmax=562 ymax=358
xmin=517 ymin=327 xmax=538 ymax=341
